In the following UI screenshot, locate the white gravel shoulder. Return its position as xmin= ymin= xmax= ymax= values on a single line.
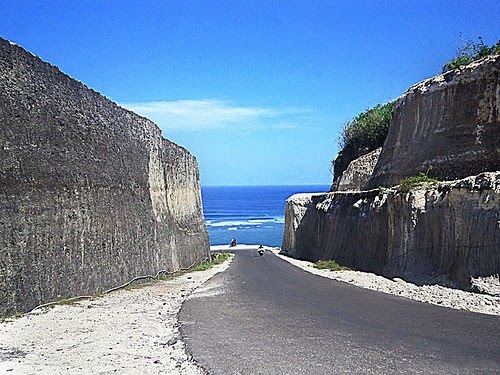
xmin=0 ymin=256 xmax=233 ymax=375
xmin=272 ymin=250 xmax=500 ymax=316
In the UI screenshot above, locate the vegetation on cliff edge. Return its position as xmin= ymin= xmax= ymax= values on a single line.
xmin=397 ymin=172 xmax=439 ymax=193
xmin=332 ymin=101 xmax=395 ymax=183
xmin=331 ymin=36 xmax=498 ymax=187
xmin=442 ymin=36 xmax=500 ymax=73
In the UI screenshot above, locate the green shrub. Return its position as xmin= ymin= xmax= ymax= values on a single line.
xmin=314 ymin=260 xmax=350 ymax=271
xmin=332 ymin=101 xmax=395 ymax=182
xmin=442 ymin=36 xmax=500 ymax=72
xmin=397 ymin=172 xmax=439 ymax=193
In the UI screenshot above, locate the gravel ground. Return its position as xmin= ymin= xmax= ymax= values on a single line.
xmin=272 ymin=249 xmax=500 ymax=316
xmin=0 ymin=257 xmax=233 ymax=375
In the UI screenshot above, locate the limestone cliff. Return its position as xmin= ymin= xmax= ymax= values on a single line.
xmin=283 ymin=173 xmax=500 ymax=294
xmin=284 ymin=55 xmax=499 ymax=293
xmin=0 ymin=38 xmax=209 ymax=316
xmin=368 ymin=54 xmax=500 ymax=188
xmin=332 ymin=148 xmax=381 ymax=191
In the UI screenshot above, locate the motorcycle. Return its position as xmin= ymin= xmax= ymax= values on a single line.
xmin=257 ymin=246 xmax=265 ymax=256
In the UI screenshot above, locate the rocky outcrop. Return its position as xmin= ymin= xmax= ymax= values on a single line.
xmin=284 ymin=56 xmax=500 ymax=293
xmin=331 ymin=148 xmax=381 ymax=191
xmin=368 ymin=55 xmax=500 ymax=188
xmin=283 ymin=173 xmax=500 ymax=294
xmin=0 ymin=38 xmax=209 ymax=316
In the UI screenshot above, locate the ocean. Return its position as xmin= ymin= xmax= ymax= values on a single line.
xmin=201 ymin=185 xmax=330 ymax=247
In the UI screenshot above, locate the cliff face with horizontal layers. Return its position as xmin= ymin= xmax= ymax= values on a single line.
xmin=283 ymin=56 xmax=500 ymax=293
xmin=283 ymin=173 xmax=499 ymax=293
xmin=0 ymin=38 xmax=209 ymax=316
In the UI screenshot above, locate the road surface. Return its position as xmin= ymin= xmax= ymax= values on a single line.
xmin=179 ymin=248 xmax=500 ymax=374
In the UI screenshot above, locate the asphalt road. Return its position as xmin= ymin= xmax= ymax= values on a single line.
xmin=179 ymin=248 xmax=500 ymax=374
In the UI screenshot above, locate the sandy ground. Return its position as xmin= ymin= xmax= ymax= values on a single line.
xmin=0 ymin=257 xmax=233 ymax=375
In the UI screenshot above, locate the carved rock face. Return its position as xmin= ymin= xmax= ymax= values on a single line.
xmin=332 ymin=148 xmax=382 ymax=192
xmin=284 ymin=57 xmax=500 ymax=293
xmin=0 ymin=38 xmax=209 ymax=316
xmin=368 ymin=55 xmax=500 ymax=188
xmin=283 ymin=172 xmax=500 ymax=294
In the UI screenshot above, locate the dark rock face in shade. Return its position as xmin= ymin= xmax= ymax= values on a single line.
xmin=0 ymin=38 xmax=209 ymax=316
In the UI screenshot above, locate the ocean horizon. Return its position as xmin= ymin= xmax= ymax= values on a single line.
xmin=201 ymin=184 xmax=330 ymax=247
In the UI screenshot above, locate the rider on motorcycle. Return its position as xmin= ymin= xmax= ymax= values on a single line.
xmin=257 ymin=245 xmax=265 ymax=256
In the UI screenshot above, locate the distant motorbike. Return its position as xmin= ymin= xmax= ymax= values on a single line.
xmin=257 ymin=246 xmax=265 ymax=256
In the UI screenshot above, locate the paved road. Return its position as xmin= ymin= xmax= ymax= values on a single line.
xmin=179 ymin=248 xmax=500 ymax=374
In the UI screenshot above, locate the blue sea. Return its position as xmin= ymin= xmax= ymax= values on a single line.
xmin=201 ymin=185 xmax=330 ymax=247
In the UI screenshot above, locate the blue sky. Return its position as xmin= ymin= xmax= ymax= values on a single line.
xmin=1 ymin=1 xmax=499 ymax=186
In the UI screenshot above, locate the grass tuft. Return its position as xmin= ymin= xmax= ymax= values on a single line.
xmin=195 ymin=252 xmax=231 ymax=271
xmin=1 ymin=311 xmax=24 ymax=323
xmin=314 ymin=260 xmax=351 ymax=271
xmin=397 ymin=172 xmax=439 ymax=193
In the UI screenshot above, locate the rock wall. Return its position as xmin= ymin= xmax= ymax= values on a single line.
xmin=331 ymin=148 xmax=381 ymax=191
xmin=368 ymin=54 xmax=500 ymax=188
xmin=0 ymin=38 xmax=209 ymax=316
xmin=283 ymin=173 xmax=500 ymax=293
xmin=284 ymin=55 xmax=500 ymax=293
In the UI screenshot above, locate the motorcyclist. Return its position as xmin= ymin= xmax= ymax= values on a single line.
xmin=257 ymin=245 xmax=265 ymax=256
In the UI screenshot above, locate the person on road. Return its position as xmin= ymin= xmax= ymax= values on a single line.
xmin=257 ymin=245 xmax=265 ymax=256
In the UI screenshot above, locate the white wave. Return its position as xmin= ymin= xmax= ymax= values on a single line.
xmin=207 ymin=218 xmax=284 ymax=228
xmin=208 ymin=221 xmax=253 ymax=227
xmin=248 ymin=219 xmax=274 ymax=224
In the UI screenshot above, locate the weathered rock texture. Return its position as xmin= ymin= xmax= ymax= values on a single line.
xmin=368 ymin=54 xmax=500 ymax=188
xmin=283 ymin=173 xmax=500 ymax=293
xmin=0 ymin=38 xmax=209 ymax=316
xmin=285 ymin=57 xmax=500 ymax=293
xmin=331 ymin=148 xmax=381 ymax=191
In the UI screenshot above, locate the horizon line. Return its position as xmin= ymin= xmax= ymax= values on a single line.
xmin=201 ymin=183 xmax=331 ymax=188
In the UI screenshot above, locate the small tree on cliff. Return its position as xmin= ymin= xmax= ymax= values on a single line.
xmin=332 ymin=101 xmax=395 ymax=183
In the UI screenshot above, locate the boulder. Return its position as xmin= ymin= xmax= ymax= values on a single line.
xmin=332 ymin=148 xmax=382 ymax=191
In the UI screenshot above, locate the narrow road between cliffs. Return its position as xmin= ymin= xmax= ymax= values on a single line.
xmin=179 ymin=248 xmax=500 ymax=374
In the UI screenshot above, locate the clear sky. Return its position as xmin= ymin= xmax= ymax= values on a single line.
xmin=1 ymin=1 xmax=499 ymax=186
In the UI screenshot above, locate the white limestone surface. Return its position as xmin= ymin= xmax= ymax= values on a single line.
xmin=0 ymin=256 xmax=233 ymax=375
